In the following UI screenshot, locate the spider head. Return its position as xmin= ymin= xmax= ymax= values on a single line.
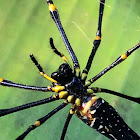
xmin=51 ymin=63 xmax=74 ymax=84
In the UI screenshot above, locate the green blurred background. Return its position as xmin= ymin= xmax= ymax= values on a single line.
xmin=0 ymin=0 xmax=139 ymax=140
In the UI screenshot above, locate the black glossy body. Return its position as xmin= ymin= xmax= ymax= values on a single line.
xmin=51 ymin=63 xmax=74 ymax=84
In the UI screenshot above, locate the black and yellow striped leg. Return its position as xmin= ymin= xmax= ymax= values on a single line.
xmin=87 ymin=87 xmax=140 ymax=104
xmin=81 ymin=0 xmax=105 ymax=81
xmin=60 ymin=105 xmax=75 ymax=140
xmin=49 ymin=38 xmax=72 ymax=67
xmin=0 ymin=94 xmax=60 ymax=117
xmin=0 ymin=78 xmax=49 ymax=92
xmin=16 ymin=100 xmax=68 ymax=140
xmin=30 ymin=54 xmax=57 ymax=83
xmin=85 ymin=42 xmax=140 ymax=86
xmin=46 ymin=0 xmax=80 ymax=77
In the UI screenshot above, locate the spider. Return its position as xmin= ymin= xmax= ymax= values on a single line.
xmin=0 ymin=0 xmax=140 ymax=139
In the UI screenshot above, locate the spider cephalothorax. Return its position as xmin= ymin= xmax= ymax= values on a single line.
xmin=65 ymin=76 xmax=86 ymax=97
xmin=52 ymin=63 xmax=86 ymax=99
xmin=51 ymin=63 xmax=74 ymax=84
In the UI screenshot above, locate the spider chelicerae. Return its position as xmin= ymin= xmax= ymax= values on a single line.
xmin=0 ymin=0 xmax=140 ymax=140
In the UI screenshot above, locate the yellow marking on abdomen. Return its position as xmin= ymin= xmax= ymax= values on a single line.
xmin=80 ymin=96 xmax=99 ymax=115
xmin=105 ymin=126 xmax=109 ymax=132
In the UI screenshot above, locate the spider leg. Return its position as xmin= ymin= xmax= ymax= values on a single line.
xmin=0 ymin=78 xmax=49 ymax=92
xmin=30 ymin=54 xmax=57 ymax=83
xmin=60 ymin=105 xmax=75 ymax=140
xmin=0 ymin=94 xmax=60 ymax=117
xmin=82 ymin=0 xmax=105 ymax=81
xmin=16 ymin=100 xmax=68 ymax=140
xmin=49 ymin=38 xmax=72 ymax=68
xmin=85 ymin=42 xmax=140 ymax=86
xmin=46 ymin=0 xmax=80 ymax=77
xmin=87 ymin=87 xmax=140 ymax=104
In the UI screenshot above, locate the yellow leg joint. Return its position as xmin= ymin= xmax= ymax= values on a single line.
xmin=40 ymin=72 xmax=44 ymax=76
xmin=90 ymin=79 xmax=93 ymax=82
xmin=34 ymin=121 xmax=40 ymax=127
xmin=62 ymin=55 xmax=68 ymax=63
xmin=95 ymin=36 xmax=101 ymax=40
xmin=87 ymin=89 xmax=94 ymax=94
xmin=48 ymin=86 xmax=51 ymax=91
xmin=48 ymin=4 xmax=56 ymax=12
xmin=85 ymin=81 xmax=91 ymax=87
xmin=70 ymin=109 xmax=75 ymax=114
xmin=98 ymin=88 xmax=101 ymax=92
xmin=75 ymin=67 xmax=80 ymax=77
xmin=59 ymin=91 xmax=68 ymax=99
xmin=0 ymin=78 xmax=3 ymax=83
xmin=121 ymin=53 xmax=127 ymax=59
xmin=62 ymin=55 xmax=72 ymax=68
xmin=44 ymin=74 xmax=57 ymax=83
xmin=81 ymin=73 xmax=87 ymax=80
xmin=52 ymin=86 xmax=65 ymax=93
xmin=40 ymin=72 xmax=57 ymax=83
xmin=67 ymin=95 xmax=74 ymax=103
xmin=63 ymin=100 xmax=68 ymax=104
xmin=53 ymin=94 xmax=57 ymax=98
xmin=75 ymin=98 xmax=81 ymax=106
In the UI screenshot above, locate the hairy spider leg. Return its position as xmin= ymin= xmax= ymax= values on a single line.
xmin=87 ymin=87 xmax=140 ymax=104
xmin=85 ymin=42 xmax=140 ymax=86
xmin=30 ymin=54 xmax=57 ymax=83
xmin=60 ymin=105 xmax=75 ymax=140
xmin=46 ymin=0 xmax=80 ymax=77
xmin=82 ymin=0 xmax=105 ymax=81
xmin=49 ymin=38 xmax=72 ymax=68
xmin=16 ymin=100 xmax=69 ymax=140
xmin=0 ymin=93 xmax=60 ymax=117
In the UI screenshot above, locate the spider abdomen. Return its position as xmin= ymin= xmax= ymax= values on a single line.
xmin=75 ymin=96 xmax=140 ymax=140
